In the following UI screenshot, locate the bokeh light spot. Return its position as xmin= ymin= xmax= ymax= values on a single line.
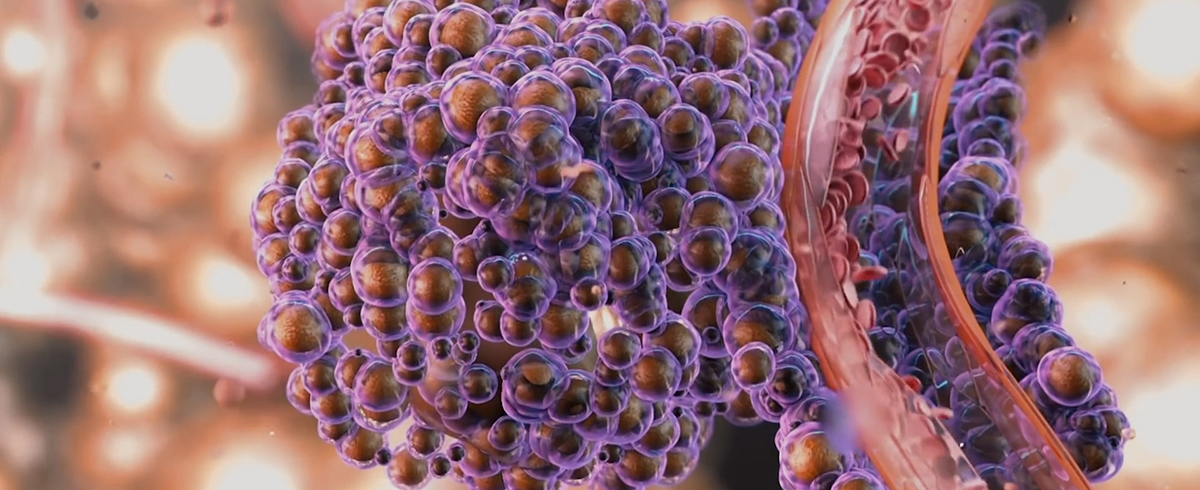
xmin=1123 ymin=367 xmax=1200 ymax=471
xmin=203 ymin=453 xmax=299 ymax=490
xmin=1122 ymin=0 xmax=1200 ymax=89
xmin=105 ymin=362 xmax=163 ymax=414
xmin=153 ymin=35 xmax=245 ymax=138
xmin=1027 ymin=139 xmax=1160 ymax=249
xmin=195 ymin=251 xmax=261 ymax=311
xmin=101 ymin=427 xmax=156 ymax=471
xmin=1 ymin=27 xmax=45 ymax=76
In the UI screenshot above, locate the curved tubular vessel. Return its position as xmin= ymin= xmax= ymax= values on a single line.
xmin=780 ymin=0 xmax=1094 ymax=489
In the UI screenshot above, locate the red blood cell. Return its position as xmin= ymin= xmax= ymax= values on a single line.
xmin=911 ymin=35 xmax=929 ymax=55
xmin=838 ymin=122 xmax=864 ymax=147
xmin=859 ymin=96 xmax=882 ymax=120
xmin=818 ymin=201 xmax=837 ymax=231
xmin=829 ymin=190 xmax=848 ymax=218
xmin=845 ymin=74 xmax=865 ymax=97
xmin=886 ymin=81 xmax=911 ymax=106
xmin=845 ymin=234 xmax=861 ymax=261
xmin=847 ymin=56 xmax=865 ymax=78
xmin=903 ymin=6 xmax=932 ymax=32
xmin=851 ymin=265 xmax=888 ymax=284
xmin=879 ymin=137 xmax=899 ymax=162
xmin=861 ymin=65 xmax=888 ymax=90
xmin=881 ymin=31 xmax=910 ymax=57
xmin=828 ymin=176 xmax=852 ymax=205
xmin=900 ymin=375 xmax=923 ymax=393
xmin=843 ymin=170 xmax=870 ymax=207
xmin=853 ymin=30 xmax=871 ymax=56
xmin=866 ymin=22 xmax=890 ymax=50
xmin=832 ymin=252 xmax=850 ymax=281
xmin=833 ymin=148 xmax=860 ymax=172
xmin=892 ymin=129 xmax=911 ymax=153
xmin=866 ymin=52 xmax=901 ymax=75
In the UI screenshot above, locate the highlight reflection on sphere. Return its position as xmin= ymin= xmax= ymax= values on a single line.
xmin=247 ymin=1 xmax=1134 ymax=489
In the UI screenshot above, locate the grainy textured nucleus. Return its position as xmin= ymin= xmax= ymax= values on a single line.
xmin=252 ymin=0 xmax=1129 ymax=488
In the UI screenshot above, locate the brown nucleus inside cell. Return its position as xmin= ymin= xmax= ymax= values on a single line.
xmin=357 ymin=259 xmax=410 ymax=300
xmin=784 ymin=430 xmax=845 ymax=484
xmin=513 ymin=79 xmax=573 ymax=116
xmin=501 ymin=25 xmax=550 ymax=48
xmin=272 ymin=304 xmax=327 ymax=354
xmin=440 ymin=8 xmax=493 ymax=56
xmin=447 ymin=78 xmax=504 ymax=134
xmin=709 ymin=19 xmax=748 ymax=69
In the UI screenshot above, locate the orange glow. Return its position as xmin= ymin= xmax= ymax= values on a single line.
xmin=189 ymin=249 xmax=269 ymax=315
xmin=0 ymin=417 xmax=45 ymax=471
xmin=1088 ymin=0 xmax=1200 ymax=138
xmin=1025 ymin=138 xmax=1162 ymax=249
xmin=219 ymin=145 xmax=280 ymax=234
xmin=1120 ymin=0 xmax=1200 ymax=91
xmin=1054 ymin=258 xmax=1180 ymax=352
xmin=0 ymin=236 xmax=54 ymax=294
xmin=103 ymin=360 xmax=166 ymax=414
xmin=1122 ymin=363 xmax=1200 ymax=471
xmin=202 ymin=446 xmax=300 ymax=490
xmin=101 ymin=426 xmax=161 ymax=471
xmin=153 ymin=34 xmax=246 ymax=139
xmin=93 ymin=37 xmax=132 ymax=107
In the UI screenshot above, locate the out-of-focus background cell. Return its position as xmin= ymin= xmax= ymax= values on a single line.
xmin=0 ymin=0 xmax=1193 ymax=489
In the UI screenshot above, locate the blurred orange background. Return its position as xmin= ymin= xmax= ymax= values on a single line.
xmin=0 ymin=0 xmax=1195 ymax=489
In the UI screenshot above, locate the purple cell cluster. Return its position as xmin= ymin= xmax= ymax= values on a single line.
xmin=250 ymin=0 xmax=1129 ymax=488
xmin=251 ymin=0 xmax=848 ymax=488
xmin=849 ymin=3 xmax=1132 ymax=488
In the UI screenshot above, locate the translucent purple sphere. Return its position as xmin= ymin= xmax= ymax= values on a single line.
xmin=250 ymin=0 xmax=1129 ymax=488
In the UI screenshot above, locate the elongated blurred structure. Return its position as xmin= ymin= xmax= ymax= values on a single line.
xmin=248 ymin=0 xmax=1131 ymax=489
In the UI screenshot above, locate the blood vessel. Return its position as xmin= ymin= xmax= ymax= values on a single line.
xmin=780 ymin=0 xmax=1095 ymax=488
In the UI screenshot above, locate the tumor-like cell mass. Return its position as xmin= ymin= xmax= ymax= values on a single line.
xmin=254 ymin=1 xmax=1128 ymax=489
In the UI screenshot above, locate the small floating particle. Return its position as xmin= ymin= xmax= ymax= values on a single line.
xmin=213 ymin=378 xmax=246 ymax=408
xmin=83 ymin=2 xmax=100 ymax=20
xmin=91 ymin=161 xmax=101 ymax=170
xmin=200 ymin=0 xmax=234 ymax=27
xmin=164 ymin=173 xmax=174 ymax=180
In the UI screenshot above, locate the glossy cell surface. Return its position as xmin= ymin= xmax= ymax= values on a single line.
xmin=779 ymin=0 xmax=1130 ymax=489
xmin=250 ymin=0 xmax=1130 ymax=489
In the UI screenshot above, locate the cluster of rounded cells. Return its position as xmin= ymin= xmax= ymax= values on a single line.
xmin=252 ymin=0 xmax=834 ymax=488
xmin=773 ymin=0 xmax=985 ymax=488
xmin=249 ymin=0 xmax=1131 ymax=489
xmin=772 ymin=0 xmax=1133 ymax=488
xmin=928 ymin=5 xmax=1131 ymax=486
